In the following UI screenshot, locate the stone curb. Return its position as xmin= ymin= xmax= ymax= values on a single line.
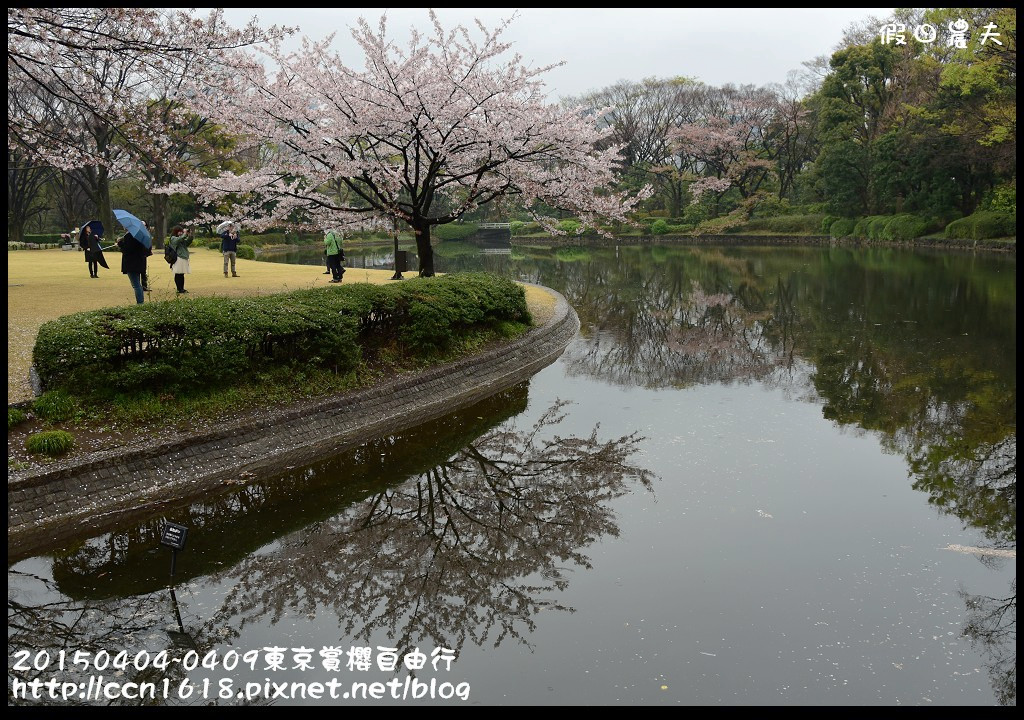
xmin=8 ymin=285 xmax=580 ymax=557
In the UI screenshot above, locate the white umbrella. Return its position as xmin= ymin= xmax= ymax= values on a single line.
xmin=216 ymin=220 xmax=238 ymax=234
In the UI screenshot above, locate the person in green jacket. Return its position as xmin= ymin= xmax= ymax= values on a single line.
xmin=324 ymin=229 xmax=346 ymax=283
xmin=169 ymin=225 xmax=194 ymax=294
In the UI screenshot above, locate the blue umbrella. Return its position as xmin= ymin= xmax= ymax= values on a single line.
xmin=114 ymin=209 xmax=152 ymax=249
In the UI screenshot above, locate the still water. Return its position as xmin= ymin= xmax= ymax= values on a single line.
xmin=8 ymin=244 xmax=1016 ymax=706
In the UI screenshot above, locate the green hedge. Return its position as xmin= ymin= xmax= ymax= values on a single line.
xmin=867 ymin=215 xmax=892 ymax=240
xmin=944 ymin=211 xmax=1016 ymax=240
xmin=881 ymin=214 xmax=929 ymax=242
xmin=23 ymin=233 xmax=66 ymax=244
xmin=737 ymin=214 xmax=827 ymax=234
xmin=33 ymin=273 xmax=530 ymax=396
xmin=829 ymin=218 xmax=856 ymax=238
xmin=432 ymin=223 xmax=480 ymax=241
xmin=236 ymin=244 xmax=256 ymax=260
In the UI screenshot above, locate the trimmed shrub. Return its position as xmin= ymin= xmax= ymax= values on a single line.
xmin=33 ymin=273 xmax=529 ymax=395
xmin=236 ymin=244 xmax=256 ymax=260
xmin=971 ymin=211 xmax=1016 ymax=239
xmin=829 ymin=218 xmax=856 ymax=238
xmin=9 ymin=407 xmax=28 ymax=429
xmin=945 ymin=211 xmax=1016 ymax=240
xmin=33 ymin=390 xmax=79 ymax=422
xmin=432 ymin=223 xmax=479 ymax=242
xmin=509 ymin=220 xmax=527 ymax=236
xmin=882 ymin=214 xmax=929 ymax=242
xmin=867 ymin=215 xmax=892 ymax=240
xmin=25 ymin=430 xmax=75 ymax=456
xmin=24 ymin=233 xmax=65 ymax=244
xmin=207 ymin=239 xmax=221 ymax=250
xmin=737 ymin=214 xmax=826 ymax=234
xmin=557 ymin=219 xmax=581 ymax=235
xmin=651 ymin=219 xmax=669 ymax=235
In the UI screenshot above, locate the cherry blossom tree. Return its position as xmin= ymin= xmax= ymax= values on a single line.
xmin=173 ymin=11 xmax=649 ymax=276
xmin=7 ymin=8 xmax=288 ymax=241
xmin=668 ymin=85 xmax=777 ymax=206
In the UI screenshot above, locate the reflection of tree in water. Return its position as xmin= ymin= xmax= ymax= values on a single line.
xmin=559 ymin=261 xmax=803 ymax=389
xmin=960 ymin=579 xmax=1016 ymax=706
xmin=212 ymin=401 xmax=656 ymax=655
xmin=7 ymin=570 xmax=238 ymax=706
xmin=46 ymin=385 xmax=533 ymax=600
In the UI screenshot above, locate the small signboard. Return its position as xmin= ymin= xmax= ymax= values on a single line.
xmin=160 ymin=522 xmax=188 ymax=551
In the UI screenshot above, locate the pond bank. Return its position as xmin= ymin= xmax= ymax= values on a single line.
xmin=514 ymin=233 xmax=1016 ymax=252
xmin=7 ymin=284 xmax=579 ymax=561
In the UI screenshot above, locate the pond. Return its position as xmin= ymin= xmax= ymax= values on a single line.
xmin=8 ymin=244 xmax=1016 ymax=706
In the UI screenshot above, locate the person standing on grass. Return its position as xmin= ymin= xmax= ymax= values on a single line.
xmin=168 ymin=225 xmax=193 ymax=294
xmin=117 ymin=231 xmax=151 ymax=304
xmin=141 ymin=220 xmax=151 ymax=291
xmin=79 ymin=224 xmax=101 ymax=278
xmin=324 ymin=228 xmax=345 ymax=283
xmin=219 ymin=222 xmax=241 ymax=277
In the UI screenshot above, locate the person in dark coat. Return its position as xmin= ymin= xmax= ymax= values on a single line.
xmin=219 ymin=222 xmax=241 ymax=277
xmin=117 ymin=231 xmax=151 ymax=304
xmin=80 ymin=224 xmax=101 ymax=278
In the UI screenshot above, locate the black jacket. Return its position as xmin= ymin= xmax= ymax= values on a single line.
xmin=118 ymin=233 xmax=151 ymax=274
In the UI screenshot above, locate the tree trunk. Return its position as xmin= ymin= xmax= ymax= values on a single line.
xmin=151 ymin=192 xmax=168 ymax=249
xmin=414 ymin=220 xmax=435 ymax=277
xmin=98 ymin=166 xmax=114 ymax=243
xmin=10 ymin=219 xmax=25 ymax=244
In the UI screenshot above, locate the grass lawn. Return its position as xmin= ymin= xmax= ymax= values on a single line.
xmin=8 ymin=248 xmax=553 ymax=405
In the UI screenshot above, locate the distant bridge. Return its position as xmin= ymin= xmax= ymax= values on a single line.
xmin=470 ymin=222 xmax=511 ymax=246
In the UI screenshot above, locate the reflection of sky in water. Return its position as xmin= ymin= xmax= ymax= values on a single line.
xmin=9 ymin=246 xmax=1015 ymax=706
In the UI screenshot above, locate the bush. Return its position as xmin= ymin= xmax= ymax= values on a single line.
xmin=236 ymin=244 xmax=256 ymax=260
xmin=852 ymin=215 xmax=893 ymax=240
xmin=33 ymin=390 xmax=80 ymax=422
xmin=945 ymin=211 xmax=1017 ymax=240
xmin=33 ymin=273 xmax=529 ymax=395
xmin=207 ymin=239 xmax=221 ymax=251
xmin=432 ymin=223 xmax=479 ymax=242
xmin=509 ymin=220 xmax=527 ymax=236
xmin=25 ymin=430 xmax=75 ymax=456
xmin=9 ymin=407 xmax=28 ymax=429
xmin=738 ymin=214 xmax=827 ymax=234
xmin=651 ymin=219 xmax=669 ymax=235
xmin=867 ymin=215 xmax=892 ymax=240
xmin=23 ymin=233 xmax=65 ymax=244
xmin=557 ymin=219 xmax=581 ymax=235
xmin=829 ymin=218 xmax=856 ymax=238
xmin=881 ymin=214 xmax=929 ymax=241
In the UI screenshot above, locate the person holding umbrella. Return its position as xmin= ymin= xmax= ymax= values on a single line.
xmin=78 ymin=221 xmax=105 ymax=278
xmin=117 ymin=230 xmax=152 ymax=304
xmin=113 ymin=210 xmax=153 ymax=292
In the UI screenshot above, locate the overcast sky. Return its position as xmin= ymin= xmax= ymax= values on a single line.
xmin=216 ymin=7 xmax=895 ymax=99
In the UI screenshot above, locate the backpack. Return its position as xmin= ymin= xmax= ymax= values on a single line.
xmin=164 ymin=239 xmax=178 ymax=266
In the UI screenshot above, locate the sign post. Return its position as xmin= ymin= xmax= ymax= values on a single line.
xmin=160 ymin=522 xmax=188 ymax=578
